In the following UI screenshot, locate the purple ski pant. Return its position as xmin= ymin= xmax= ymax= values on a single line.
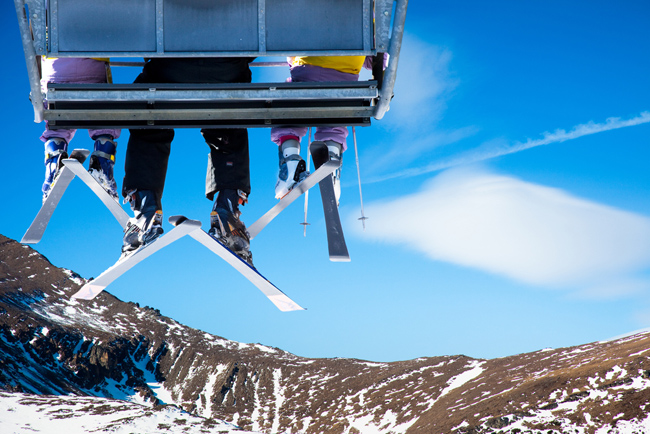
xmin=40 ymin=58 xmax=121 ymax=144
xmin=270 ymin=64 xmax=359 ymax=152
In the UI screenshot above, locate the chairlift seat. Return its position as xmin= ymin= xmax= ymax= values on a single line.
xmin=45 ymin=81 xmax=378 ymax=129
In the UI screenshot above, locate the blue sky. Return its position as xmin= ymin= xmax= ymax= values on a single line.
xmin=3 ymin=1 xmax=650 ymax=362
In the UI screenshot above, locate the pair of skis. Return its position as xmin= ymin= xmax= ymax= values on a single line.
xmin=22 ymin=143 xmax=348 ymax=311
xmin=248 ymin=141 xmax=350 ymax=261
xmin=21 ymin=149 xmax=129 ymax=244
xmin=71 ymin=215 xmax=305 ymax=312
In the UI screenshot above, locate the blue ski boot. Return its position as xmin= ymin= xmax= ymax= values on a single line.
xmin=209 ymin=189 xmax=253 ymax=266
xmin=88 ymin=135 xmax=118 ymax=199
xmin=42 ymin=138 xmax=68 ymax=202
xmin=275 ymin=139 xmax=309 ymax=199
xmin=121 ymin=190 xmax=164 ymax=258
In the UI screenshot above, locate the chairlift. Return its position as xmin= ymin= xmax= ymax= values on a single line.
xmin=14 ymin=0 xmax=407 ymax=129
xmin=13 ymin=0 xmax=408 ymax=283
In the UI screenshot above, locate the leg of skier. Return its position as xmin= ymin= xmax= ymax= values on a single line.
xmin=120 ymin=128 xmax=171 ymax=257
xmin=270 ymin=130 xmax=310 ymax=199
xmin=88 ymin=134 xmax=119 ymax=199
xmin=315 ymin=125 xmax=348 ymax=206
xmin=41 ymin=137 xmax=69 ymax=202
xmin=39 ymin=58 xmax=122 ymax=201
xmin=204 ymin=128 xmax=254 ymax=265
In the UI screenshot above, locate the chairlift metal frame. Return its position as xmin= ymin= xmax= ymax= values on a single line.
xmin=14 ymin=0 xmax=408 ymax=128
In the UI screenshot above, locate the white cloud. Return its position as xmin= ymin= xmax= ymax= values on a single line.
xmin=368 ymin=111 xmax=650 ymax=183
xmin=351 ymin=167 xmax=650 ymax=296
xmin=363 ymin=34 xmax=477 ymax=174
xmin=386 ymin=34 xmax=458 ymax=128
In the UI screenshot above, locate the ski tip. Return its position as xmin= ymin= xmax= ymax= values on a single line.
xmin=269 ymin=295 xmax=306 ymax=312
xmin=70 ymin=148 xmax=91 ymax=158
xmin=68 ymin=148 xmax=91 ymax=163
xmin=329 ymin=255 xmax=351 ymax=263
xmin=309 ymin=140 xmax=328 ymax=153
xmin=168 ymin=215 xmax=188 ymax=226
xmin=71 ymin=283 xmax=105 ymax=300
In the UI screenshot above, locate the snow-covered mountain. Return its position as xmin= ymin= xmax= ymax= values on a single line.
xmin=2 ymin=233 xmax=650 ymax=434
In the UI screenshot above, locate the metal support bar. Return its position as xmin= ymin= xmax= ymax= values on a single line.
xmin=258 ymin=0 xmax=267 ymax=53
xmin=375 ymin=0 xmax=408 ymax=120
xmin=45 ymin=107 xmax=376 ymax=122
xmin=13 ymin=0 xmax=43 ymax=123
xmin=46 ymin=85 xmax=378 ymax=102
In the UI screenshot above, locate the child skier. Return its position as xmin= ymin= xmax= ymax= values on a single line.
xmin=40 ymin=57 xmax=121 ymax=202
xmin=270 ymin=54 xmax=386 ymax=202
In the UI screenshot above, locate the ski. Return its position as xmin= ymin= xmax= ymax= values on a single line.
xmin=248 ymin=159 xmax=341 ymax=239
xmin=71 ymin=217 xmax=202 ymax=300
xmin=175 ymin=216 xmax=304 ymax=312
xmin=62 ymin=158 xmax=129 ymax=228
xmin=310 ymin=141 xmax=350 ymax=262
xmin=21 ymin=149 xmax=90 ymax=244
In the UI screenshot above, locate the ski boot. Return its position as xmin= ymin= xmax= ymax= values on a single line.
xmin=42 ymin=138 xmax=68 ymax=202
xmin=209 ymin=189 xmax=253 ymax=266
xmin=121 ymin=190 xmax=164 ymax=258
xmin=275 ymin=138 xmax=309 ymax=199
xmin=88 ymin=135 xmax=118 ymax=199
xmin=325 ymin=140 xmax=342 ymax=206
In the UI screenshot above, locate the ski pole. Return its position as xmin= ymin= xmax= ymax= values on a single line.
xmin=352 ymin=127 xmax=368 ymax=230
xmin=301 ymin=127 xmax=313 ymax=236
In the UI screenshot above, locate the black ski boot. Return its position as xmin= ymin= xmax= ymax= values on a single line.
xmin=121 ymin=190 xmax=164 ymax=258
xmin=209 ymin=189 xmax=253 ymax=266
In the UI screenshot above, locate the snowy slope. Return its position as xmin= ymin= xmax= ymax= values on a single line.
xmin=3 ymin=234 xmax=650 ymax=434
xmin=0 ymin=391 xmax=253 ymax=434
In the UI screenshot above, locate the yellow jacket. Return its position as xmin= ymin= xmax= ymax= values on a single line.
xmin=289 ymin=56 xmax=366 ymax=75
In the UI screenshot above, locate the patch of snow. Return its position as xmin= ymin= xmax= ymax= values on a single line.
xmin=62 ymin=269 xmax=86 ymax=285
xmin=606 ymin=366 xmax=626 ymax=380
xmin=271 ymin=368 xmax=285 ymax=433
xmin=0 ymin=392 xmax=253 ymax=434
xmin=438 ymin=360 xmax=486 ymax=399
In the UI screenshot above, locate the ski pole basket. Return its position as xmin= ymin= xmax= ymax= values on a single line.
xmin=14 ymin=0 xmax=408 ymax=128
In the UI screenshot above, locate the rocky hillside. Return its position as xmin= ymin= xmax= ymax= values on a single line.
xmin=2 ymin=233 xmax=650 ymax=434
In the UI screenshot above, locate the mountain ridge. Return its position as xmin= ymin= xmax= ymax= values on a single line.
xmin=2 ymin=233 xmax=650 ymax=434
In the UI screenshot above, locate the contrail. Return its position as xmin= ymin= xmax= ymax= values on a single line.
xmin=367 ymin=111 xmax=650 ymax=184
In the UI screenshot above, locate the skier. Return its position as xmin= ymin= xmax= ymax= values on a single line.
xmin=40 ymin=57 xmax=121 ymax=202
xmin=120 ymin=58 xmax=256 ymax=265
xmin=271 ymin=55 xmax=387 ymax=203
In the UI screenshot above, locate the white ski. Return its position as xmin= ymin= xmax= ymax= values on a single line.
xmin=186 ymin=224 xmax=304 ymax=312
xmin=21 ymin=149 xmax=129 ymax=244
xmin=62 ymin=159 xmax=129 ymax=228
xmin=72 ymin=215 xmax=303 ymax=312
xmin=248 ymin=159 xmax=341 ymax=239
xmin=71 ymin=217 xmax=202 ymax=300
xmin=22 ymin=149 xmax=90 ymax=244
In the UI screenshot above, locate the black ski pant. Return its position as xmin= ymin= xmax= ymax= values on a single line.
xmin=122 ymin=58 xmax=255 ymax=209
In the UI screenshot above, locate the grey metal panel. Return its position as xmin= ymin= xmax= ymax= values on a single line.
xmin=25 ymin=0 xmax=46 ymax=55
xmin=258 ymin=0 xmax=267 ymax=53
xmin=45 ymin=107 xmax=375 ymax=121
xmin=55 ymin=0 xmax=157 ymax=53
xmin=362 ymin=0 xmax=371 ymax=51
xmin=163 ymin=0 xmax=259 ymax=52
xmin=374 ymin=0 xmax=393 ymax=52
xmin=266 ymin=0 xmax=365 ymax=51
xmin=47 ymin=87 xmax=378 ymax=102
